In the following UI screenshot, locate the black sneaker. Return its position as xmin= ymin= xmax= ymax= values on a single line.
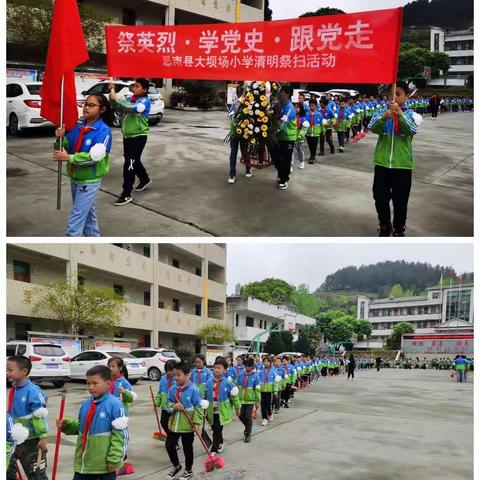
xmin=284 ymin=403 xmax=290 ymax=408
xmin=393 ymin=227 xmax=406 ymax=237
xmin=167 ymin=464 xmax=182 ymax=479
xmin=244 ymin=434 xmax=251 ymax=443
xmin=378 ymin=224 xmax=392 ymax=237
xmin=319 ymin=152 xmax=325 ymax=156
xmin=277 ymin=182 xmax=288 ymax=190
xmin=135 ymin=178 xmax=151 ymax=192
xmin=114 ymin=195 xmax=132 ymax=206
xmin=245 ymin=169 xmax=253 ymax=178
xmin=274 ymin=409 xmax=279 ymax=414
xmin=179 ymin=471 xmax=193 ymax=480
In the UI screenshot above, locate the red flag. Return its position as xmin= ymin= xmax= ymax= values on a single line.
xmin=40 ymin=0 xmax=89 ymax=129
xmin=105 ymin=8 xmax=403 ymax=83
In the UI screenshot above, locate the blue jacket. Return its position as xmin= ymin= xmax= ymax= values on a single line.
xmin=8 ymin=379 xmax=48 ymax=439
xmin=110 ymin=375 xmax=133 ymax=398
xmin=191 ymin=367 xmax=214 ymax=389
xmin=255 ymin=362 xmax=264 ymax=372
xmin=231 ymin=365 xmax=245 ymax=382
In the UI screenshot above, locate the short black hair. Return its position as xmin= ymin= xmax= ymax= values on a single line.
xmin=194 ymin=354 xmax=205 ymax=364
xmin=309 ymin=98 xmax=317 ymax=105
xmin=86 ymin=365 xmax=112 ymax=381
xmin=282 ymin=356 xmax=291 ymax=361
xmin=236 ymin=85 xmax=244 ymax=97
xmin=320 ymin=98 xmax=328 ymax=106
xmin=244 ymin=357 xmax=254 ymax=368
xmin=280 ymin=85 xmax=293 ymax=96
xmin=8 ymin=355 xmax=32 ymax=374
xmin=214 ymin=357 xmax=228 ymax=369
xmin=236 ymin=355 xmax=244 ymax=362
xmin=263 ymin=356 xmax=273 ymax=364
xmin=165 ymin=359 xmax=177 ymax=372
xmin=135 ymin=78 xmax=150 ymax=92
xmin=174 ymin=361 xmax=191 ymax=374
xmin=396 ymin=81 xmax=410 ymax=95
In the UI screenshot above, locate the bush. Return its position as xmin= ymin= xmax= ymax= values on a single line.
xmin=175 ymin=347 xmax=195 ymax=364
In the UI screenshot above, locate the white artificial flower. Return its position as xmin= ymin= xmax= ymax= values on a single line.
xmin=254 ymin=90 xmax=259 ymax=95
xmin=255 ymin=103 xmax=259 ymax=108
xmin=254 ymin=127 xmax=260 ymax=133
xmin=248 ymin=124 xmax=254 ymax=129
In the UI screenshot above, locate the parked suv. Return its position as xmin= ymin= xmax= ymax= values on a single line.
xmin=80 ymin=80 xmax=164 ymax=127
xmin=129 ymin=348 xmax=180 ymax=381
xmin=6 ymin=341 xmax=71 ymax=387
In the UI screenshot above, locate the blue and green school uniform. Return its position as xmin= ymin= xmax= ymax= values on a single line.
xmin=61 ymin=392 xmax=128 ymax=474
xmin=236 ymin=370 xmax=261 ymax=404
xmin=191 ymin=366 xmax=214 ymax=397
xmin=166 ymin=382 xmax=205 ymax=433
xmin=204 ymin=377 xmax=241 ymax=426
xmin=110 ymin=374 xmax=136 ymax=412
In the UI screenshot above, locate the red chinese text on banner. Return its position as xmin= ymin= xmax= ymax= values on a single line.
xmin=105 ymin=8 xmax=402 ymax=84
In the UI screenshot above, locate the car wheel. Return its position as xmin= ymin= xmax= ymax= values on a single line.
xmin=148 ymin=117 xmax=160 ymax=126
xmin=113 ymin=111 xmax=122 ymax=128
xmin=8 ymin=114 xmax=19 ymax=136
xmin=53 ymin=381 xmax=65 ymax=388
xmin=130 ymin=379 xmax=138 ymax=385
xmin=148 ymin=367 xmax=161 ymax=381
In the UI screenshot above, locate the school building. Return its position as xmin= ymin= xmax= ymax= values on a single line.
xmin=6 ymin=243 xmax=227 ymax=352
xmin=226 ymin=296 xmax=316 ymax=350
xmin=429 ymin=27 xmax=474 ymax=87
xmin=357 ymin=283 xmax=474 ymax=348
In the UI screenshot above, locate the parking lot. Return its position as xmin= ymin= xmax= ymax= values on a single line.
xmin=7 ymin=109 xmax=473 ymax=237
xmin=37 ymin=368 xmax=472 ymax=480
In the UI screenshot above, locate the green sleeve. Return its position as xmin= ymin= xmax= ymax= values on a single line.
xmin=297 ymin=125 xmax=308 ymax=142
xmin=61 ymin=417 xmax=80 ymax=435
xmin=107 ymin=430 xmax=126 ymax=468
xmin=68 ymin=151 xmax=104 ymax=167
xmin=54 ymin=138 xmax=70 ymax=151
xmin=121 ymin=391 xmax=134 ymax=404
xmin=111 ymin=97 xmax=137 ymax=113
xmin=231 ymin=393 xmax=241 ymax=412
xmin=32 ymin=417 xmax=48 ymax=439
xmin=154 ymin=393 xmax=162 ymax=408
xmin=369 ymin=115 xmax=387 ymax=135
xmin=192 ymin=405 xmax=204 ymax=426
xmin=254 ymin=387 xmax=261 ymax=403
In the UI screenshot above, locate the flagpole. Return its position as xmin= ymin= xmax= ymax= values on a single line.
xmin=57 ymin=75 xmax=64 ymax=210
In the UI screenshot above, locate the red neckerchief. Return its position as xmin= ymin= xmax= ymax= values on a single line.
xmin=70 ymin=126 xmax=93 ymax=176
xmin=167 ymin=376 xmax=173 ymax=390
xmin=264 ymin=368 xmax=269 ymax=384
xmin=109 ymin=374 xmax=122 ymax=394
xmin=7 ymin=386 xmax=16 ymax=413
xmin=236 ymin=366 xmax=241 ymax=376
xmin=322 ymin=108 xmax=327 ymax=118
xmin=393 ymin=113 xmax=400 ymax=135
xmin=310 ymin=112 xmax=315 ymax=126
xmin=296 ymin=116 xmax=301 ymax=129
xmin=214 ymin=378 xmax=221 ymax=401
xmin=197 ymin=368 xmax=203 ymax=385
xmin=243 ymin=371 xmax=249 ymax=389
xmin=130 ymin=96 xmax=137 ymax=103
xmin=81 ymin=399 xmax=97 ymax=452
xmin=174 ymin=382 xmax=189 ymax=404
xmin=340 ymin=110 xmax=344 ymax=121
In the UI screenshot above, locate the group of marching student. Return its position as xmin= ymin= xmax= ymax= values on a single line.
xmin=53 ymin=78 xmax=153 ymax=238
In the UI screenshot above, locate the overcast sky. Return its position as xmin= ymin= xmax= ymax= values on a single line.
xmin=271 ymin=0 xmax=412 ymax=19
xmin=226 ymin=243 xmax=473 ymax=294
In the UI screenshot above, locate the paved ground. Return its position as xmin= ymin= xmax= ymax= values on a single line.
xmin=7 ymin=110 xmax=473 ymax=237
xmin=40 ymin=368 xmax=472 ymax=480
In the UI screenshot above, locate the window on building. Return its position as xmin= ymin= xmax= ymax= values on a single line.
xmin=432 ymin=292 xmax=440 ymax=299
xmin=13 ymin=260 xmax=31 ymax=283
xmin=113 ymin=243 xmax=123 ymax=248
xmin=173 ymin=299 xmax=180 ymax=312
xmin=407 ymin=307 xmax=413 ymax=315
xmin=195 ymin=304 xmax=201 ymax=316
xmin=245 ymin=316 xmax=254 ymax=327
xmin=78 ymin=275 xmax=86 ymax=286
xmin=143 ymin=245 xmax=151 ymax=258
xmin=235 ymin=314 xmax=239 ymax=327
xmin=172 ymin=258 xmax=180 ymax=268
xmin=172 ymin=337 xmax=180 ymax=347
xmin=113 ymin=284 xmax=125 ymax=297
xmin=434 ymin=33 xmax=440 ymax=51
xmin=122 ymin=8 xmax=136 ymax=25
xmin=158 ymin=301 xmax=164 ymax=309
xmin=144 ymin=291 xmax=151 ymax=306
xmin=195 ymin=267 xmax=202 ymax=276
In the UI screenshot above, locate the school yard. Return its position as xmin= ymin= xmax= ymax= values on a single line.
xmin=43 ymin=368 xmax=472 ymax=480
xmin=7 ymin=110 xmax=473 ymax=237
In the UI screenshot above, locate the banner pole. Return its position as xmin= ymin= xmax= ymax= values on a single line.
xmin=56 ymin=75 xmax=64 ymax=210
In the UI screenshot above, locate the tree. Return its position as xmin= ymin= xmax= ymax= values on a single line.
xmin=196 ymin=321 xmax=236 ymax=345
xmin=292 ymin=284 xmax=319 ymax=317
xmin=389 ymin=284 xmax=404 ymax=298
xmin=280 ymin=330 xmax=294 ymax=351
xmin=264 ymin=0 xmax=272 ymax=21
xmin=265 ymin=329 xmax=285 ymax=355
xmin=294 ymin=324 xmax=322 ymax=355
xmin=316 ymin=310 xmax=347 ymax=334
xmin=352 ymin=319 xmax=373 ymax=341
xmin=326 ymin=317 xmax=354 ymax=343
xmin=6 ymin=0 xmax=113 ymax=53
xmin=386 ymin=322 xmax=415 ymax=350
xmin=32 ymin=281 xmax=127 ymax=336
xmin=241 ymin=278 xmax=295 ymax=305
xmin=300 ymin=7 xmax=345 ymax=18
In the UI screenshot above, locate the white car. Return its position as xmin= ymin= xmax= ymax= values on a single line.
xmin=129 ymin=348 xmax=180 ymax=381
xmin=6 ymin=341 xmax=71 ymax=387
xmin=6 ymin=80 xmax=83 ymax=136
xmin=70 ymin=350 xmax=147 ymax=383
xmin=326 ymin=88 xmax=360 ymax=98
xmin=80 ymin=80 xmax=164 ymax=127
xmin=278 ymin=352 xmax=304 ymax=358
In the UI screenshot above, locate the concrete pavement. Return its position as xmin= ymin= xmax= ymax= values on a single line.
xmin=7 ymin=110 xmax=473 ymax=236
xmin=42 ymin=368 xmax=472 ymax=480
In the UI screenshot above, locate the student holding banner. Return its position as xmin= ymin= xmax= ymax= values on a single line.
xmin=368 ymin=82 xmax=422 ymax=237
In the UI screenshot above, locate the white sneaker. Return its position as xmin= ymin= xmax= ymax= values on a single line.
xmin=277 ymin=182 xmax=288 ymax=190
xmin=268 ymin=415 xmax=273 ymax=422
xmin=261 ymin=419 xmax=268 ymax=426
xmin=290 ymin=165 xmax=293 ymax=173
xmin=245 ymin=169 xmax=253 ymax=178
xmin=299 ymin=162 xmax=305 ymax=169
xmin=227 ymin=176 xmax=235 ymax=184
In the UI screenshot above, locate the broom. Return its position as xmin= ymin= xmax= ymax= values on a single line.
xmin=52 ymin=394 xmax=66 ymax=480
xmin=16 ymin=459 xmax=28 ymax=480
xmin=149 ymin=385 xmax=167 ymax=441
xmin=181 ymin=408 xmax=224 ymax=472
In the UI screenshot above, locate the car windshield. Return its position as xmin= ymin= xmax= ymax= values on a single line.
xmin=33 ymin=345 xmax=65 ymax=356
xmin=106 ymin=351 xmax=135 ymax=359
xmin=26 ymin=85 xmax=42 ymax=95
xmin=148 ymin=86 xmax=158 ymax=94
xmin=161 ymin=350 xmax=177 ymax=357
